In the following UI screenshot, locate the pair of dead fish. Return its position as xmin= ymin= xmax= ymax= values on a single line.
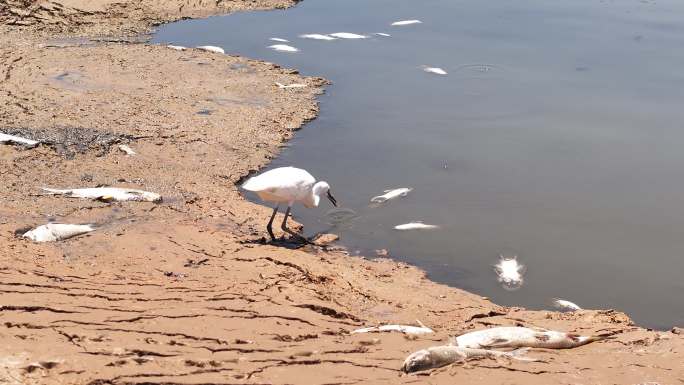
xmin=0 ymin=133 xmax=39 ymax=148
xmin=22 ymin=223 xmax=96 ymax=242
xmin=42 ymin=187 xmax=161 ymax=203
xmin=402 ymin=326 xmax=605 ymax=373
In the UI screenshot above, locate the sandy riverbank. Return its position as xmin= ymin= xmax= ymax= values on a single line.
xmin=1 ymin=1 xmax=682 ymax=384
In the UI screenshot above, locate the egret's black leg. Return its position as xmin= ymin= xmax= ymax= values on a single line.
xmin=281 ymin=206 xmax=314 ymax=244
xmin=266 ymin=205 xmax=279 ymax=241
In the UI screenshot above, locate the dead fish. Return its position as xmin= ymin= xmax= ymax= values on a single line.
xmin=329 ymin=32 xmax=368 ymax=39
xmin=196 ymin=45 xmax=225 ymax=54
xmin=42 ymin=187 xmax=162 ymax=203
xmin=552 ymin=298 xmax=582 ymax=312
xmin=275 ymin=82 xmax=307 ymax=89
xmin=299 ymin=33 xmax=337 ymax=40
xmin=451 ymin=326 xmax=604 ymax=350
xmin=118 ymin=144 xmax=136 ymax=156
xmin=269 ymin=37 xmax=290 ymax=42
xmin=269 ymin=44 xmax=299 ymax=52
xmin=22 ymin=223 xmax=96 ymax=242
xmin=352 ymin=322 xmax=434 ymax=336
xmin=391 ymin=19 xmax=422 ymax=26
xmin=374 ymin=32 xmax=391 ymax=37
xmin=0 ymin=133 xmax=39 ymax=147
xmin=422 ymin=66 xmax=448 ymax=75
xmin=402 ymin=345 xmax=534 ymax=373
xmin=494 ymin=255 xmax=525 ymax=290
xmin=394 ymin=221 xmax=439 ymax=230
xmin=167 ymin=44 xmax=186 ymax=51
xmin=370 ymin=187 xmax=412 ymax=203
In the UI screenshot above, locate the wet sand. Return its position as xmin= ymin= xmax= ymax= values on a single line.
xmin=1 ymin=1 xmax=682 ymax=384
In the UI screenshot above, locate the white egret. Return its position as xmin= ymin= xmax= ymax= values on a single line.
xmin=241 ymin=167 xmax=337 ymax=243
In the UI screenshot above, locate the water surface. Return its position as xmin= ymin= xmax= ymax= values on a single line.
xmin=154 ymin=0 xmax=684 ymax=329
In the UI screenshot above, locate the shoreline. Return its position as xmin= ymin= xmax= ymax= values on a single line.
xmin=1 ymin=1 xmax=682 ymax=384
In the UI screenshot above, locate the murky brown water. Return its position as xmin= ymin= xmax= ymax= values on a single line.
xmin=155 ymin=0 xmax=684 ymax=329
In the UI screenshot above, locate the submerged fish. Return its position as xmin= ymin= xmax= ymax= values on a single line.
xmin=166 ymin=44 xmax=186 ymax=51
xmin=42 ymin=187 xmax=162 ymax=203
xmin=268 ymin=44 xmax=299 ymax=52
xmin=275 ymin=82 xmax=307 ymax=89
xmin=196 ymin=45 xmax=225 ymax=54
xmin=494 ymin=255 xmax=525 ymax=290
xmin=423 ymin=66 xmax=448 ymax=75
xmin=552 ymin=298 xmax=582 ymax=312
xmin=269 ymin=37 xmax=290 ymax=42
xmin=118 ymin=144 xmax=136 ymax=155
xmin=451 ymin=326 xmax=604 ymax=350
xmin=299 ymin=33 xmax=337 ymax=40
xmin=22 ymin=223 xmax=96 ymax=243
xmin=352 ymin=323 xmax=434 ymax=336
xmin=370 ymin=187 xmax=412 ymax=203
xmin=329 ymin=32 xmax=368 ymax=39
xmin=402 ymin=345 xmax=534 ymax=373
xmin=394 ymin=222 xmax=439 ymax=230
xmin=0 ymin=133 xmax=39 ymax=147
xmin=391 ymin=19 xmax=422 ymax=26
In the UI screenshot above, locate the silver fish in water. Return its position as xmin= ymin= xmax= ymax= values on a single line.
xmin=394 ymin=221 xmax=439 ymax=230
xmin=370 ymin=187 xmax=412 ymax=203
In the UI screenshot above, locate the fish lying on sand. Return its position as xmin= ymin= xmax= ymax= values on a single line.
xmin=451 ymin=326 xmax=604 ymax=350
xmin=352 ymin=321 xmax=433 ymax=335
xmin=494 ymin=255 xmax=524 ymax=289
xmin=329 ymin=32 xmax=368 ymax=39
xmin=22 ymin=223 xmax=96 ymax=243
xmin=0 ymin=133 xmax=39 ymax=147
xmin=196 ymin=45 xmax=225 ymax=54
xmin=269 ymin=44 xmax=299 ymax=52
xmin=370 ymin=187 xmax=412 ymax=203
xmin=167 ymin=45 xmax=186 ymax=51
xmin=275 ymin=82 xmax=307 ymax=89
xmin=299 ymin=34 xmax=337 ymax=40
xmin=391 ymin=19 xmax=422 ymax=26
xmin=269 ymin=37 xmax=290 ymax=42
xmin=423 ymin=66 xmax=448 ymax=75
xmin=42 ymin=187 xmax=162 ymax=203
xmin=394 ymin=222 xmax=439 ymax=230
xmin=552 ymin=298 xmax=582 ymax=312
xmin=402 ymin=345 xmax=535 ymax=373
xmin=118 ymin=144 xmax=136 ymax=156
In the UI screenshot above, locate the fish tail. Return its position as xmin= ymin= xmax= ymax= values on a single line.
xmin=370 ymin=196 xmax=388 ymax=203
xmin=506 ymin=348 xmax=539 ymax=362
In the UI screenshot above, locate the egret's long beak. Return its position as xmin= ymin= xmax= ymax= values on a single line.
xmin=326 ymin=191 xmax=338 ymax=207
